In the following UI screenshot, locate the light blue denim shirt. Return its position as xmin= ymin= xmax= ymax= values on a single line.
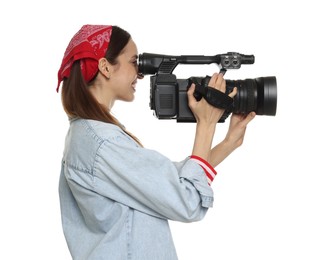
xmin=59 ymin=118 xmax=214 ymax=260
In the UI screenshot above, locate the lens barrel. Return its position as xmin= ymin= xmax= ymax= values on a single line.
xmin=226 ymin=76 xmax=277 ymax=116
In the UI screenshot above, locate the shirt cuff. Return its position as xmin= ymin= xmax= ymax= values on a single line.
xmin=190 ymin=155 xmax=217 ymax=185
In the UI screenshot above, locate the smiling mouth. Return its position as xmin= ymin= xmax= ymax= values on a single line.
xmin=132 ymin=80 xmax=137 ymax=90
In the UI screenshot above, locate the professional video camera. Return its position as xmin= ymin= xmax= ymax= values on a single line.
xmin=138 ymin=52 xmax=277 ymax=123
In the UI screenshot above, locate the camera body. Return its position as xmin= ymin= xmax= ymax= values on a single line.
xmin=138 ymin=52 xmax=277 ymax=123
xmin=149 ymin=74 xmax=192 ymax=122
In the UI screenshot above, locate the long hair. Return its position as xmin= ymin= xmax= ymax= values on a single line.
xmin=61 ymin=26 xmax=142 ymax=146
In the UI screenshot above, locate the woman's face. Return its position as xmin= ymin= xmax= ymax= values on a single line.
xmin=108 ymin=39 xmax=140 ymax=103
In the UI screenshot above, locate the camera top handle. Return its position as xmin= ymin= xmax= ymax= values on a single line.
xmin=138 ymin=52 xmax=255 ymax=75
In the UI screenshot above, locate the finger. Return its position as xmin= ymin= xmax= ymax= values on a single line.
xmin=213 ymin=73 xmax=225 ymax=92
xmin=247 ymin=111 xmax=256 ymax=121
xmin=242 ymin=112 xmax=256 ymax=126
xmin=187 ymin=83 xmax=195 ymax=95
xmin=228 ymin=87 xmax=237 ymax=98
xmin=208 ymin=73 xmax=218 ymax=87
xmin=187 ymin=83 xmax=196 ymax=103
xmin=216 ymin=72 xmax=224 ymax=84
xmin=218 ymin=74 xmax=226 ymax=92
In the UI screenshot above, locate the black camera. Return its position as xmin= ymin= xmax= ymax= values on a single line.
xmin=138 ymin=52 xmax=277 ymax=123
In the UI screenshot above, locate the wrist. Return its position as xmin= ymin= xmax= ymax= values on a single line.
xmin=192 ymin=122 xmax=217 ymax=162
xmin=221 ymin=137 xmax=239 ymax=152
xmin=196 ymin=120 xmax=217 ymax=132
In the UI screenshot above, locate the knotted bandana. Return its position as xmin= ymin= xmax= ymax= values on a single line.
xmin=57 ymin=25 xmax=112 ymax=92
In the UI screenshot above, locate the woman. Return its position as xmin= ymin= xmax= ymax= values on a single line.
xmin=57 ymin=24 xmax=255 ymax=259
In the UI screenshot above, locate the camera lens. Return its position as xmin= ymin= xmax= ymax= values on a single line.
xmin=225 ymin=76 xmax=277 ymax=116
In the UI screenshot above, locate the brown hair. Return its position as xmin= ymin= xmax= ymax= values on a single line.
xmin=61 ymin=26 xmax=142 ymax=146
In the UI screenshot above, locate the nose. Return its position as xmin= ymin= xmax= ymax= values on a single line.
xmin=137 ymin=72 xmax=144 ymax=80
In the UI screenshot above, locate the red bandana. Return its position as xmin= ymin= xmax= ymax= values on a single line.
xmin=56 ymin=25 xmax=112 ymax=92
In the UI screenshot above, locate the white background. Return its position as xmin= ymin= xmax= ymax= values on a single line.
xmin=1 ymin=0 xmax=309 ymax=259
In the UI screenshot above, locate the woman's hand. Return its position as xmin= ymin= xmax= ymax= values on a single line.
xmin=187 ymin=73 xmax=236 ymax=125
xmin=225 ymin=111 xmax=256 ymax=149
xmin=188 ymin=73 xmax=237 ymax=162
xmin=208 ymin=111 xmax=256 ymax=167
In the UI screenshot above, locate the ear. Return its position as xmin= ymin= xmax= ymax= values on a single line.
xmin=98 ymin=58 xmax=111 ymax=79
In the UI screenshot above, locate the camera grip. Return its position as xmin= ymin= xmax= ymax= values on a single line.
xmin=194 ymin=84 xmax=233 ymax=110
xmin=205 ymin=87 xmax=233 ymax=110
